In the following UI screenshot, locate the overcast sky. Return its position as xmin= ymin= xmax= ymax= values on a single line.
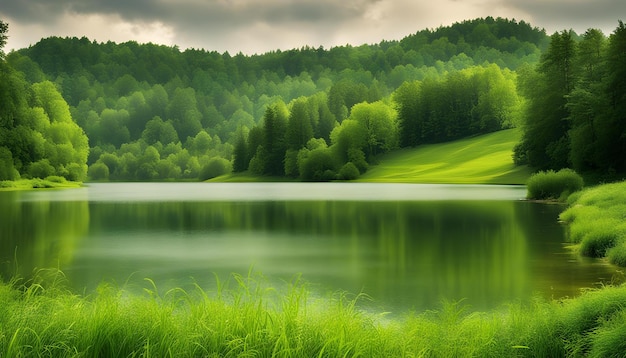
xmin=1 ymin=0 xmax=624 ymax=55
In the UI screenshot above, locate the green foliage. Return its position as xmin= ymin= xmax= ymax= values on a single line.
xmin=516 ymin=31 xmax=577 ymax=170
xmin=526 ymin=168 xmax=584 ymax=200
xmin=515 ymin=22 xmax=626 ymax=180
xmin=560 ymin=180 xmax=626 ymax=263
xmin=339 ymin=162 xmax=360 ymax=180
xmin=3 ymin=18 xmax=553 ymax=182
xmin=88 ymin=161 xmax=110 ymax=181
xmin=27 ymin=159 xmax=56 ymax=179
xmin=395 ymin=64 xmax=521 ymax=148
xmin=3 ymin=272 xmax=626 ymax=357
xmin=298 ymin=147 xmax=337 ymax=181
xmin=199 ymin=157 xmax=232 ymax=181
xmin=0 ymin=20 xmax=7 ymax=56
xmin=0 ymin=147 xmax=19 ymax=180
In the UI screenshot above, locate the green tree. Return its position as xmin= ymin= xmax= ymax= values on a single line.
xmin=394 ymin=81 xmax=423 ymax=147
xmin=167 ymin=87 xmax=202 ymax=140
xmin=298 ymin=146 xmax=337 ymax=181
xmin=98 ymin=109 xmax=131 ymax=147
xmin=0 ymin=20 xmax=7 ymax=58
xmin=31 ymin=81 xmax=89 ymax=180
xmin=286 ymin=97 xmax=314 ymax=150
xmin=199 ymin=157 xmax=232 ymax=180
xmin=260 ymin=101 xmax=288 ymax=176
xmin=597 ymin=21 xmax=626 ymax=173
xmin=348 ymin=101 xmax=397 ymax=157
xmin=0 ymin=146 xmax=18 ymax=180
xmin=568 ymin=29 xmax=608 ymax=172
xmin=232 ymin=126 xmax=248 ymax=172
xmin=142 ymin=116 xmax=179 ymax=145
xmin=516 ymin=31 xmax=577 ymax=170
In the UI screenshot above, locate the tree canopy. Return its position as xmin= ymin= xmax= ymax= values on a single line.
xmin=5 ymin=17 xmax=625 ymax=182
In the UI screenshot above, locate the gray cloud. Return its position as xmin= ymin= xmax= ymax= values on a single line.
xmin=1 ymin=0 xmax=624 ymax=54
xmin=503 ymin=0 xmax=626 ymax=34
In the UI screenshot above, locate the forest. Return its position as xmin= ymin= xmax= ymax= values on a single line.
xmin=0 ymin=17 xmax=624 ymax=182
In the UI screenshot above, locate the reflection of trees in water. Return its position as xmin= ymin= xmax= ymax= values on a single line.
xmin=87 ymin=200 xmax=529 ymax=310
xmin=0 ymin=191 xmax=89 ymax=280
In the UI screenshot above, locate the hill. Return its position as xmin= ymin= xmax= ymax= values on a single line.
xmin=359 ymin=129 xmax=532 ymax=184
xmin=2 ymin=17 xmax=547 ymax=182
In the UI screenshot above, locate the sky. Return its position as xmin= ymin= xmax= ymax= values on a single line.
xmin=1 ymin=0 xmax=624 ymax=55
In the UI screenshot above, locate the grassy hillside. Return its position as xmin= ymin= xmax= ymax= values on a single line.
xmin=359 ymin=128 xmax=532 ymax=184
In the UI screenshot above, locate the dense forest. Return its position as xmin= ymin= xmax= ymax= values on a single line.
xmin=0 ymin=17 xmax=624 ymax=182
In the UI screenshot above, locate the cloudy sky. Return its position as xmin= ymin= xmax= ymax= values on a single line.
xmin=1 ymin=0 xmax=624 ymax=55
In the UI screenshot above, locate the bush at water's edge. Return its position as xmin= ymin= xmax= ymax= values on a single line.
xmin=0 ymin=178 xmax=82 ymax=190
xmin=526 ymin=168 xmax=584 ymax=201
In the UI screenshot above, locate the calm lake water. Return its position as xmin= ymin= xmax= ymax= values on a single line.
xmin=1 ymin=183 xmax=622 ymax=313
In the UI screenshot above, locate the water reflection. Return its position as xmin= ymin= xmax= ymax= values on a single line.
xmin=0 ymin=184 xmax=621 ymax=314
xmin=0 ymin=190 xmax=89 ymax=280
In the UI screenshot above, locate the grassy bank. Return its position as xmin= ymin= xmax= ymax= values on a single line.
xmin=0 ymin=177 xmax=82 ymax=191
xmin=560 ymin=180 xmax=626 ymax=266
xmin=2 ymin=271 xmax=626 ymax=357
xmin=359 ymin=129 xmax=533 ymax=184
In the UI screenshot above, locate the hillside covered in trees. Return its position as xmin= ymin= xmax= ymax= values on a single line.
xmin=0 ymin=17 xmax=624 ymax=182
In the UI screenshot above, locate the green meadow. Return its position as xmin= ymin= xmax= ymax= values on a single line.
xmin=359 ymin=128 xmax=533 ymax=184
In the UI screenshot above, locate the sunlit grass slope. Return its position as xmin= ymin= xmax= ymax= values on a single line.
xmin=360 ymin=128 xmax=532 ymax=184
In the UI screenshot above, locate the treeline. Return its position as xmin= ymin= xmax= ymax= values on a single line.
xmin=238 ymin=64 xmax=521 ymax=181
xmin=1 ymin=18 xmax=548 ymax=181
xmin=514 ymin=22 xmax=626 ymax=180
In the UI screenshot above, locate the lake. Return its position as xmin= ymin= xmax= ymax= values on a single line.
xmin=1 ymin=183 xmax=622 ymax=313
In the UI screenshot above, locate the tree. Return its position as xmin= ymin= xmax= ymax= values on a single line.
xmin=0 ymin=20 xmax=8 ymax=58
xmin=0 ymin=146 xmax=18 ymax=180
xmin=598 ymin=21 xmax=626 ymax=173
xmin=260 ymin=101 xmax=288 ymax=176
xmin=30 ymin=81 xmax=89 ymax=180
xmin=516 ymin=31 xmax=577 ymax=170
xmin=394 ymin=81 xmax=422 ymax=147
xmin=142 ymin=116 xmax=179 ymax=145
xmin=199 ymin=157 xmax=232 ymax=180
xmin=568 ymin=29 xmax=608 ymax=172
xmin=286 ymin=97 xmax=313 ymax=150
xmin=232 ymin=126 xmax=248 ymax=172
xmin=348 ymin=101 xmax=397 ymax=157
xmin=167 ymin=87 xmax=202 ymax=140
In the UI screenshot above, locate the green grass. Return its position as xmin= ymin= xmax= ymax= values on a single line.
xmin=2 ymin=270 xmax=626 ymax=357
xmin=208 ymin=172 xmax=295 ymax=183
xmin=560 ymin=181 xmax=626 ymax=265
xmin=359 ymin=129 xmax=533 ymax=184
xmin=0 ymin=178 xmax=83 ymax=191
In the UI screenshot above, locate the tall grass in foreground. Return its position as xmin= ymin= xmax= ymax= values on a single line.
xmin=2 ymin=270 xmax=626 ymax=357
xmin=560 ymin=180 xmax=626 ymax=265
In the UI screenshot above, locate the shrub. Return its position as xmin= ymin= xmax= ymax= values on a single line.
xmin=45 ymin=176 xmax=67 ymax=183
xmin=0 ymin=180 xmax=15 ymax=188
xmin=607 ymin=243 xmax=626 ymax=266
xmin=30 ymin=178 xmax=53 ymax=188
xmin=339 ymin=162 xmax=360 ymax=180
xmin=526 ymin=168 xmax=584 ymax=201
xmin=28 ymin=159 xmax=56 ymax=179
xmin=579 ymin=230 xmax=619 ymax=257
xmin=199 ymin=157 xmax=232 ymax=180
